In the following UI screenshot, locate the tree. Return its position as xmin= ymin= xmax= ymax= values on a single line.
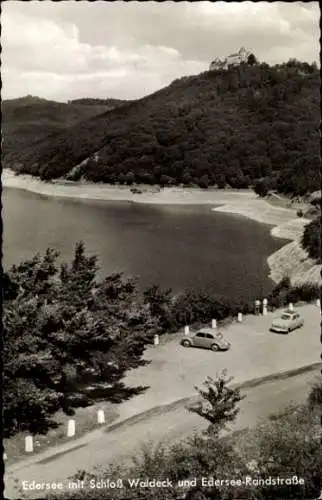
xmin=247 ymin=53 xmax=258 ymax=66
xmin=301 ymin=218 xmax=321 ymax=260
xmin=143 ymin=285 xmax=174 ymax=331
xmin=286 ymin=58 xmax=301 ymax=68
xmin=3 ymin=243 xmax=159 ymax=437
xmin=197 ymin=174 xmax=209 ymax=189
xmin=182 ymin=171 xmax=193 ymax=185
xmin=124 ymin=171 xmax=135 ymax=185
xmin=216 ymin=174 xmax=226 ymax=189
xmin=189 ymin=370 xmax=245 ymax=436
xmin=229 ymin=173 xmax=250 ymax=189
xmin=2 ymin=271 xmax=19 ymax=301
xmin=253 ymin=179 xmax=270 ymax=197
xmin=160 ymin=174 xmax=175 ymax=186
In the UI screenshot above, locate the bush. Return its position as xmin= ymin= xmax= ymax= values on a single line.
xmin=147 ymin=278 xmax=318 ymax=336
xmin=267 ymin=277 xmax=291 ymax=308
xmin=269 ymin=276 xmax=290 ymax=295
xmin=267 ymin=278 xmax=319 ymax=311
xmin=296 ymin=209 xmax=304 ymax=217
xmin=308 ymin=377 xmax=322 ymax=408
xmin=285 ymin=284 xmax=320 ymax=303
xmin=247 ymin=53 xmax=258 ymax=66
xmin=170 ymin=290 xmax=237 ymax=328
xmin=43 ymin=402 xmax=322 ymax=500
xmin=241 ymin=404 xmax=322 ymax=499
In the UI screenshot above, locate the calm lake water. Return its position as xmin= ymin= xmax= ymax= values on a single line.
xmin=2 ymin=187 xmax=287 ymax=300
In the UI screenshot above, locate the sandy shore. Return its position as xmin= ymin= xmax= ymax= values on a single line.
xmin=2 ymin=169 xmax=256 ymax=205
xmin=2 ymin=169 xmax=320 ymax=285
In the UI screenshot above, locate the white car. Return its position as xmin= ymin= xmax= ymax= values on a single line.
xmin=270 ymin=310 xmax=304 ymax=334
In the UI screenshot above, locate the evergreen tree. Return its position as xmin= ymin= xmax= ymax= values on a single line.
xmin=189 ymin=370 xmax=245 ymax=436
xmin=3 ymin=243 xmax=159 ymax=436
xmin=301 ymin=218 xmax=321 ymax=260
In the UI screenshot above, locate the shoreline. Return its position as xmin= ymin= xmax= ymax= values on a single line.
xmin=2 ymin=169 xmax=320 ymax=285
xmin=1 ymin=168 xmax=297 ymax=231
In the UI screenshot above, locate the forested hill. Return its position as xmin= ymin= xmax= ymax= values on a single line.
xmin=1 ymin=96 xmax=122 ymax=161
xmin=3 ymin=60 xmax=320 ymax=196
xmin=68 ymin=98 xmax=129 ymax=107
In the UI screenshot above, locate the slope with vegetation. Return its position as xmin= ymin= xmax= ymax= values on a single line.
xmin=1 ymin=95 xmax=123 ymax=165
xmin=3 ymin=60 xmax=319 ymax=196
xmin=43 ymin=371 xmax=322 ymax=500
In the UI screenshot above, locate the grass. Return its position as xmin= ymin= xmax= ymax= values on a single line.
xmin=3 ymin=401 xmax=119 ymax=466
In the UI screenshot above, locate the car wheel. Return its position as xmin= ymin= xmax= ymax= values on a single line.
xmin=182 ymin=340 xmax=191 ymax=348
xmin=211 ymin=344 xmax=219 ymax=352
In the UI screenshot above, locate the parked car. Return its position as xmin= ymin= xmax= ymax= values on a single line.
xmin=270 ymin=309 xmax=304 ymax=334
xmin=180 ymin=328 xmax=231 ymax=351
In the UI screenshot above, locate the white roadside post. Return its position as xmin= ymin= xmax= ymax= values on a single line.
xmin=97 ymin=409 xmax=105 ymax=425
xmin=67 ymin=419 xmax=76 ymax=438
xmin=184 ymin=325 xmax=190 ymax=335
xmin=288 ymin=303 xmax=293 ymax=312
xmin=316 ymin=298 xmax=321 ymax=308
xmin=154 ymin=334 xmax=160 ymax=346
xmin=211 ymin=319 xmax=217 ymax=329
xmin=262 ymin=298 xmax=268 ymax=316
xmin=237 ymin=312 xmax=243 ymax=323
xmin=3 ymin=452 xmax=7 ymax=461
xmin=25 ymin=436 xmax=33 ymax=453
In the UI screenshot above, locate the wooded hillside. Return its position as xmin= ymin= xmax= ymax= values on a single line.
xmin=1 ymin=96 xmax=119 ymax=162
xmin=3 ymin=60 xmax=320 ymax=196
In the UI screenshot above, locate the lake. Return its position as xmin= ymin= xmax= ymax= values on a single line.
xmin=2 ymin=187 xmax=287 ymax=300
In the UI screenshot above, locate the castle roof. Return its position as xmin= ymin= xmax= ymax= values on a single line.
xmin=227 ymin=47 xmax=248 ymax=58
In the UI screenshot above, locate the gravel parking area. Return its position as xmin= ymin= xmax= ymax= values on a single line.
xmin=117 ymin=304 xmax=320 ymax=420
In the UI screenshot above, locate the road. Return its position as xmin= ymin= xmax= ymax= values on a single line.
xmin=4 ymin=304 xmax=321 ymax=499
xmin=4 ymin=366 xmax=320 ymax=499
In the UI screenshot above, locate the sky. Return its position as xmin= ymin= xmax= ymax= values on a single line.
xmin=1 ymin=1 xmax=320 ymax=102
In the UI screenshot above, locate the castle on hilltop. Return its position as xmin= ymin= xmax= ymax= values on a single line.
xmin=209 ymin=47 xmax=253 ymax=71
